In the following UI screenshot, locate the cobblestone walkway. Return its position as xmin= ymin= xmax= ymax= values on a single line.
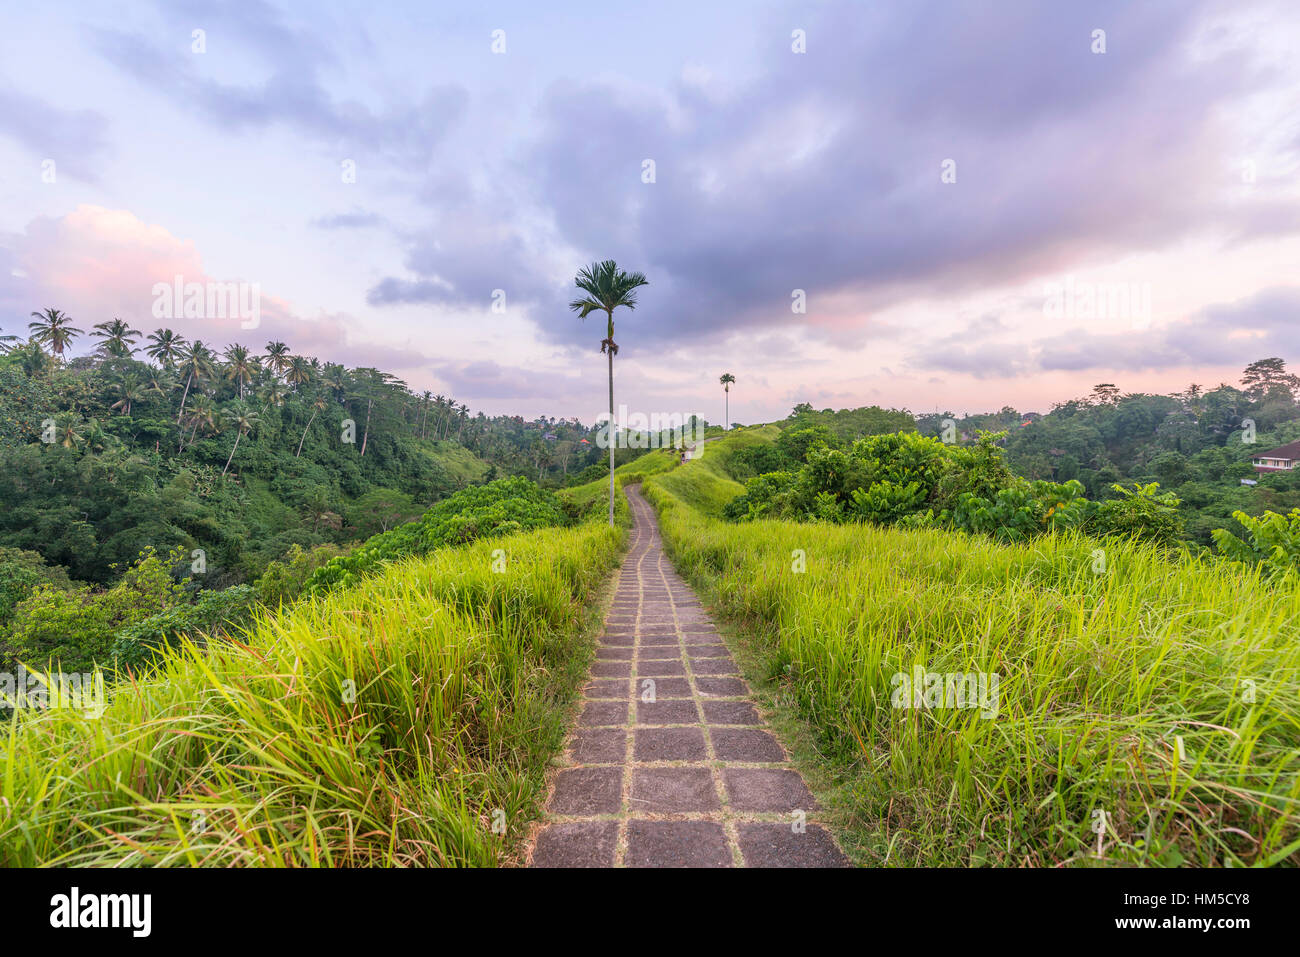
xmin=528 ymin=486 xmax=849 ymax=867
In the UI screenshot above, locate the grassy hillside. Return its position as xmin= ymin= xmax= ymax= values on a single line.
xmin=0 ymin=520 xmax=622 ymax=867
xmin=644 ymin=430 xmax=1300 ymax=867
xmin=559 ymin=447 xmax=681 ymax=523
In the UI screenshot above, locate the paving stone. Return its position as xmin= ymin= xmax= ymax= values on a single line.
xmin=736 ymin=823 xmax=849 ymax=868
xmin=633 ymin=726 xmax=707 ymax=761
xmin=691 ymin=657 xmax=738 ymax=675
xmin=636 ymin=645 xmax=680 ymax=661
xmin=578 ymin=700 xmax=629 ymax=727
xmin=724 ymin=768 xmax=816 ymax=811
xmin=585 ymin=677 xmax=629 ymax=698
xmin=626 ymin=821 xmax=732 ymax=868
xmin=591 ymin=661 xmax=632 ymax=678
xmin=547 ymin=767 xmax=623 ymax=814
xmin=701 ymin=700 xmax=761 ymax=725
xmin=631 ymin=767 xmax=720 ymax=813
xmin=636 ymin=699 xmax=700 ymax=725
xmin=639 ymin=633 xmax=680 ymax=646
xmin=599 ymin=633 xmax=635 ymax=646
xmin=638 ymin=677 xmax=692 ymax=698
xmin=570 ymin=728 xmax=627 ymax=764
xmin=638 ymin=659 xmax=687 ymax=677
xmin=695 ymin=677 xmax=749 ymax=697
xmin=711 ymin=728 xmax=786 ymax=762
xmin=532 ymin=821 xmax=618 ymax=868
xmin=596 ymin=646 xmax=634 ymax=660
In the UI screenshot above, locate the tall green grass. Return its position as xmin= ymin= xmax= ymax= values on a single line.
xmin=0 ymin=522 xmax=621 ymax=867
xmin=644 ymin=431 xmax=1300 ymax=867
xmin=559 ymin=448 xmax=680 ymax=523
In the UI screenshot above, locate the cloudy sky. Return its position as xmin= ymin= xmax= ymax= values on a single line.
xmin=2 ymin=0 xmax=1298 ymax=425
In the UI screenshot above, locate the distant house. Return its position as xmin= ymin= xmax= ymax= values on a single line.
xmin=1250 ymin=440 xmax=1300 ymax=472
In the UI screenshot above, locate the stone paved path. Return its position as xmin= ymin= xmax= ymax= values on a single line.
xmin=529 ymin=486 xmax=849 ymax=868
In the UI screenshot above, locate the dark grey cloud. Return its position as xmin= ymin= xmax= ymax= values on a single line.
xmin=312 ymin=210 xmax=386 ymax=230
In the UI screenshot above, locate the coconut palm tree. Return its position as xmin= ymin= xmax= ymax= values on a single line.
xmin=221 ymin=402 xmax=259 ymax=476
xmin=92 ymin=319 xmax=141 ymax=359
xmin=110 ymin=373 xmax=146 ymax=416
xmin=55 ymin=414 xmax=85 ymax=449
xmin=0 ymin=325 xmax=22 ymax=353
xmin=285 ymin=355 xmax=313 ymax=390
xmin=146 ymin=328 xmax=187 ymax=368
xmin=569 ymin=260 xmax=649 ymax=525
xmin=223 ymin=344 xmax=256 ymax=398
xmin=259 ymin=379 xmax=288 ymax=410
xmin=28 ymin=308 xmax=83 ymax=362
xmin=719 ymin=373 xmax=736 ymax=431
xmin=176 ymin=341 xmax=216 ymax=424
xmin=263 ymin=341 xmax=291 ymax=379
xmin=296 ymin=390 xmax=330 ymax=457
xmin=181 ymin=395 xmax=218 ymax=450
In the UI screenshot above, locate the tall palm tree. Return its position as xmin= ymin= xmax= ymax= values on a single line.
xmin=28 ymin=308 xmax=83 ymax=362
xmin=92 ymin=318 xmax=141 ymax=358
xmin=285 ymin=355 xmax=313 ymax=390
xmin=176 ymin=341 xmax=216 ymax=424
xmin=263 ymin=341 xmax=291 ymax=378
xmin=296 ymin=390 xmax=329 ymax=457
xmin=569 ymin=260 xmax=649 ymax=525
xmin=221 ymin=402 xmax=259 ymax=476
xmin=719 ymin=373 xmax=736 ymax=431
xmin=146 ymin=328 xmax=187 ymax=368
xmin=110 ymin=373 xmax=145 ymax=416
xmin=223 ymin=344 xmax=256 ymax=398
xmin=183 ymin=395 xmax=218 ymax=449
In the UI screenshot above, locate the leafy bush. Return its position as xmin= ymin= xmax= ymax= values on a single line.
xmin=304 ymin=477 xmax=565 ymax=595
xmin=111 ymin=585 xmax=257 ymax=670
xmin=1212 ymin=507 xmax=1300 ymax=579
xmin=1093 ymin=483 xmax=1184 ymax=545
xmin=5 ymin=548 xmax=185 ymax=672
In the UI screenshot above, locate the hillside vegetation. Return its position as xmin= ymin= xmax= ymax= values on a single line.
xmin=0 ymin=519 xmax=622 ymax=866
xmin=644 ymin=429 xmax=1300 ymax=866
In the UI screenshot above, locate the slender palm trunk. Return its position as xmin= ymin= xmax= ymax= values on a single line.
xmin=360 ymin=398 xmax=373 ymax=456
xmin=725 ymin=387 xmax=729 ymax=430
xmin=296 ymin=407 xmax=319 ymax=457
xmin=177 ymin=371 xmax=193 ymax=424
xmin=223 ymin=431 xmax=243 ymax=476
xmin=607 ymin=311 xmax=615 ymax=527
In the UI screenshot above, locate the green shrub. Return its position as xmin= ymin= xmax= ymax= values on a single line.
xmin=305 ymin=477 xmax=565 ymax=595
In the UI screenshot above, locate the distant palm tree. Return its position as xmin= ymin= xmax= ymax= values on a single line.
xmin=0 ymin=325 xmax=22 ymax=353
xmin=146 ymin=328 xmax=187 ymax=368
xmin=569 ymin=260 xmax=649 ymax=526
xmin=28 ymin=308 xmax=83 ymax=362
xmin=263 ymin=341 xmax=291 ymax=378
xmin=110 ymin=373 xmax=145 ymax=416
xmin=176 ymin=341 xmax=216 ymax=424
xmin=55 ymin=415 xmax=85 ymax=449
xmin=221 ymin=402 xmax=259 ymax=476
xmin=223 ymin=344 xmax=256 ymax=398
xmin=719 ymin=373 xmax=736 ymax=430
xmin=259 ymin=380 xmax=287 ymax=409
xmin=92 ymin=319 xmax=141 ymax=358
xmin=296 ymin=391 xmax=330 ymax=457
xmin=183 ymin=395 xmax=218 ymax=449
xmin=285 ymin=355 xmax=313 ymax=390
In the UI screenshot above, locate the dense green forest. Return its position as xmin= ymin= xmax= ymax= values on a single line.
xmin=0 ymin=312 xmax=646 ymax=588
xmin=911 ymin=358 xmax=1300 ymax=545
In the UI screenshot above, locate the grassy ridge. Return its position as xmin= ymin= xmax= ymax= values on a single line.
xmin=644 ymin=431 xmax=1300 ymax=866
xmin=0 ymin=521 xmax=621 ymax=867
xmin=559 ymin=448 xmax=680 ymax=523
